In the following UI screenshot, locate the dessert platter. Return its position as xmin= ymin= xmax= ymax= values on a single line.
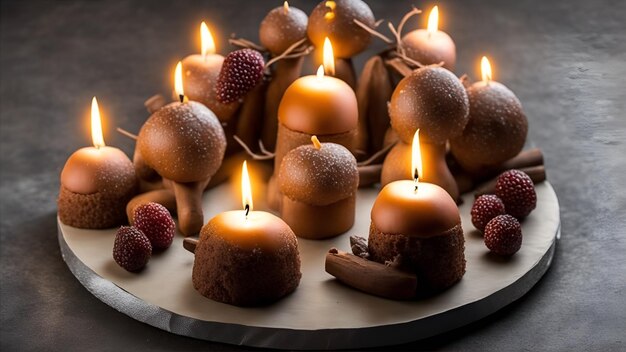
xmin=57 ymin=0 xmax=559 ymax=349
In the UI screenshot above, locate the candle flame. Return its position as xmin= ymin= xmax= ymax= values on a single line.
xmin=175 ymin=61 xmax=185 ymax=101
xmin=242 ymin=161 xmax=253 ymax=216
xmin=200 ymin=22 xmax=216 ymax=56
xmin=284 ymin=1 xmax=289 ymax=14
xmin=411 ymin=129 xmax=423 ymax=191
xmin=317 ymin=65 xmax=325 ymax=79
xmin=427 ymin=6 xmax=439 ymax=34
xmin=325 ymin=1 xmax=336 ymax=20
xmin=91 ymin=97 xmax=105 ymax=149
xmin=323 ymin=37 xmax=335 ymax=76
xmin=481 ymin=56 xmax=492 ymax=83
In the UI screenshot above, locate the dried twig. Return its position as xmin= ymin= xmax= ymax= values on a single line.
xmin=357 ymin=141 xmax=396 ymax=166
xmin=353 ymin=18 xmax=394 ymax=44
xmin=229 ymin=37 xmax=266 ymax=52
xmin=117 ymin=127 xmax=138 ymax=140
xmin=233 ymin=135 xmax=275 ymax=160
xmin=265 ymin=38 xmax=311 ymax=68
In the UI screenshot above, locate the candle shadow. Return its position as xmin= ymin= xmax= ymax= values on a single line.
xmin=482 ymin=251 xmax=520 ymax=264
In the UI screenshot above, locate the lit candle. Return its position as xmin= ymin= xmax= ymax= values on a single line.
xmin=278 ymin=136 xmax=359 ymax=239
xmin=450 ymin=56 xmax=528 ymax=175
xmin=136 ymin=62 xmax=226 ymax=236
xmin=268 ymin=38 xmax=357 ymax=210
xmin=369 ymin=130 xmax=466 ymax=291
xmin=383 ymin=65 xmax=469 ymax=200
xmin=401 ymin=6 xmax=456 ymax=70
xmin=58 ymin=97 xmax=137 ymax=229
xmin=191 ymin=161 xmax=301 ymax=306
xmin=181 ymin=22 xmax=239 ymax=121
xmin=307 ymin=0 xmax=376 ymax=88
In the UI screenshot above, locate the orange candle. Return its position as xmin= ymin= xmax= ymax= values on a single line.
xmin=181 ymin=22 xmax=239 ymax=121
xmin=58 ymin=97 xmax=137 ymax=229
xmin=192 ymin=161 xmax=301 ymax=306
xmin=401 ymin=6 xmax=456 ymax=70
xmin=369 ymin=129 xmax=465 ymax=291
xmin=268 ymin=38 xmax=357 ymax=210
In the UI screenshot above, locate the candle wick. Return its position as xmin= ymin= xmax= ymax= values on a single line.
xmin=414 ymin=168 xmax=419 ymax=193
xmin=245 ymin=204 xmax=250 ymax=217
xmin=179 ymin=94 xmax=185 ymax=103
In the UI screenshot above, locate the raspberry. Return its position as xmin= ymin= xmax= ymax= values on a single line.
xmin=216 ymin=48 xmax=265 ymax=103
xmin=113 ymin=226 xmax=152 ymax=272
xmin=133 ymin=202 xmax=175 ymax=251
xmin=484 ymin=215 xmax=522 ymax=256
xmin=495 ymin=169 xmax=537 ymax=218
xmin=471 ymin=194 xmax=506 ymax=232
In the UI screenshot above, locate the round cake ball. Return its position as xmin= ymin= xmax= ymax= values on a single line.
xmin=307 ymin=0 xmax=375 ymax=58
xmin=260 ymin=4 xmax=308 ymax=55
xmin=450 ymin=81 xmax=528 ymax=170
xmin=192 ymin=211 xmax=301 ymax=306
xmin=278 ymin=142 xmax=358 ymax=206
xmin=137 ymin=101 xmax=226 ymax=183
xmin=389 ymin=66 xmax=469 ymax=144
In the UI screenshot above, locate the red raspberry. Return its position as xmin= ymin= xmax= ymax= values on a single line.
xmin=133 ymin=202 xmax=175 ymax=251
xmin=216 ymin=48 xmax=265 ymax=103
xmin=113 ymin=226 xmax=152 ymax=272
xmin=495 ymin=169 xmax=537 ymax=218
xmin=471 ymin=194 xmax=506 ymax=232
xmin=484 ymin=215 xmax=522 ymax=256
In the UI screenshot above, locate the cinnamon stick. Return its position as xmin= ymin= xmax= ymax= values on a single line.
xmin=497 ymin=148 xmax=543 ymax=173
xmin=262 ymin=58 xmax=305 ymax=152
xmin=144 ymin=94 xmax=167 ymax=114
xmin=358 ymin=164 xmax=382 ymax=187
xmin=366 ymin=56 xmax=394 ymax=156
xmin=325 ymin=249 xmax=417 ymax=300
xmin=474 ymin=165 xmax=546 ymax=196
xmin=183 ymin=238 xmax=199 ymax=254
xmin=385 ymin=57 xmax=413 ymax=78
xmin=234 ymin=79 xmax=268 ymax=151
xmin=335 ymin=58 xmax=357 ymax=90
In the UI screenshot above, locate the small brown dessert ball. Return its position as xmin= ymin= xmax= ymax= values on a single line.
xmin=192 ymin=211 xmax=301 ymax=306
xmin=307 ymin=0 xmax=375 ymax=58
xmin=389 ymin=66 xmax=469 ymax=144
xmin=450 ymin=81 xmax=528 ymax=171
xmin=260 ymin=4 xmax=308 ymax=55
xmin=278 ymin=142 xmax=358 ymax=206
xmin=137 ymin=101 xmax=226 ymax=183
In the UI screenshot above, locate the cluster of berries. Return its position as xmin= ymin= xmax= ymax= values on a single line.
xmin=112 ymin=202 xmax=176 ymax=272
xmin=470 ymin=170 xmax=537 ymax=256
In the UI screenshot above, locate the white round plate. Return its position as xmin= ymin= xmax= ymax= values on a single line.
xmin=58 ymin=181 xmax=559 ymax=350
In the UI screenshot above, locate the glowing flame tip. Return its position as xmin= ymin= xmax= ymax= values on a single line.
xmin=411 ymin=129 xmax=423 ymax=188
xmin=91 ymin=97 xmax=105 ymax=148
xmin=427 ymin=6 xmax=439 ymax=34
xmin=200 ymin=22 xmax=216 ymax=56
xmin=241 ymin=161 xmax=253 ymax=215
xmin=175 ymin=61 xmax=184 ymax=99
xmin=322 ymin=37 xmax=335 ymax=76
xmin=481 ymin=56 xmax=492 ymax=82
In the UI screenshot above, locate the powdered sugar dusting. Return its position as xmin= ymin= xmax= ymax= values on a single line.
xmin=278 ymin=142 xmax=358 ymax=205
